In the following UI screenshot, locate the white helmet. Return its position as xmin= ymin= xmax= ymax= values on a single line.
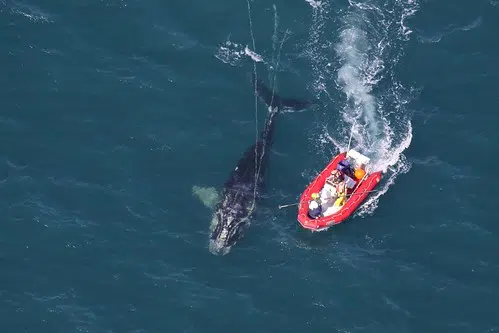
xmin=309 ymin=201 xmax=319 ymax=209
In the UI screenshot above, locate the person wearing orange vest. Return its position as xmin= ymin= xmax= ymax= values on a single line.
xmin=328 ymin=170 xmax=346 ymax=193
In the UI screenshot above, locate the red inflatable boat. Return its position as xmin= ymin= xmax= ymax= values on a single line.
xmin=297 ymin=149 xmax=383 ymax=231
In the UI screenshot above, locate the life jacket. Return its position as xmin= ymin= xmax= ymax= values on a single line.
xmin=333 ymin=183 xmax=347 ymax=207
xmin=334 ymin=195 xmax=346 ymax=207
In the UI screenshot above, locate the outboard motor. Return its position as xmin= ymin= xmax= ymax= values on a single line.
xmin=308 ymin=200 xmax=322 ymax=219
xmin=337 ymin=159 xmax=355 ymax=179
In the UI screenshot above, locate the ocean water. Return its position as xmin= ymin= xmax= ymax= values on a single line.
xmin=1 ymin=0 xmax=499 ymax=332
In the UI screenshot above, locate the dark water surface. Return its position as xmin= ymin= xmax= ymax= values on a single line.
xmin=1 ymin=0 xmax=498 ymax=332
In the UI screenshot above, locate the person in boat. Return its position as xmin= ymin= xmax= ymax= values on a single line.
xmin=333 ymin=181 xmax=347 ymax=207
xmin=337 ymin=159 xmax=355 ymax=179
xmin=308 ymin=192 xmax=322 ymax=219
xmin=326 ymin=170 xmax=346 ymax=194
xmin=320 ymin=169 xmax=347 ymax=208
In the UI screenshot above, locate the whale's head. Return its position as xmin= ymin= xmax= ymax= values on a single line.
xmin=208 ymin=204 xmax=247 ymax=256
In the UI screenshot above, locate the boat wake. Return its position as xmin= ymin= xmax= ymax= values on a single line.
xmin=304 ymin=0 xmax=420 ymax=217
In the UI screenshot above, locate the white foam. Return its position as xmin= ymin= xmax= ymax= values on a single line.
xmin=244 ymin=46 xmax=264 ymax=63
xmin=305 ymin=0 xmax=322 ymax=8
xmin=214 ymin=40 xmax=246 ymax=66
xmin=214 ymin=39 xmax=268 ymax=67
xmin=9 ymin=1 xmax=53 ymax=23
xmin=398 ymin=0 xmax=420 ymax=39
xmin=335 ymin=26 xmax=384 ymax=149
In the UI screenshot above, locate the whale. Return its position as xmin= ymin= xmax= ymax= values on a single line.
xmin=194 ymin=73 xmax=318 ymax=255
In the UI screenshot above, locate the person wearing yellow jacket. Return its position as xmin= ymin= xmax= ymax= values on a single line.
xmin=333 ymin=182 xmax=347 ymax=207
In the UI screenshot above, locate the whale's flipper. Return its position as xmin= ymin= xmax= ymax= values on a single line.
xmin=251 ymin=73 xmax=319 ymax=111
xmin=280 ymin=96 xmax=319 ymax=111
xmin=192 ymin=185 xmax=219 ymax=210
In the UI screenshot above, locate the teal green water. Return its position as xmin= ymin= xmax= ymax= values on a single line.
xmin=1 ymin=0 xmax=498 ymax=332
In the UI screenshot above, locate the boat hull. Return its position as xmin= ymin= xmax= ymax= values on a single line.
xmin=297 ymin=152 xmax=382 ymax=231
